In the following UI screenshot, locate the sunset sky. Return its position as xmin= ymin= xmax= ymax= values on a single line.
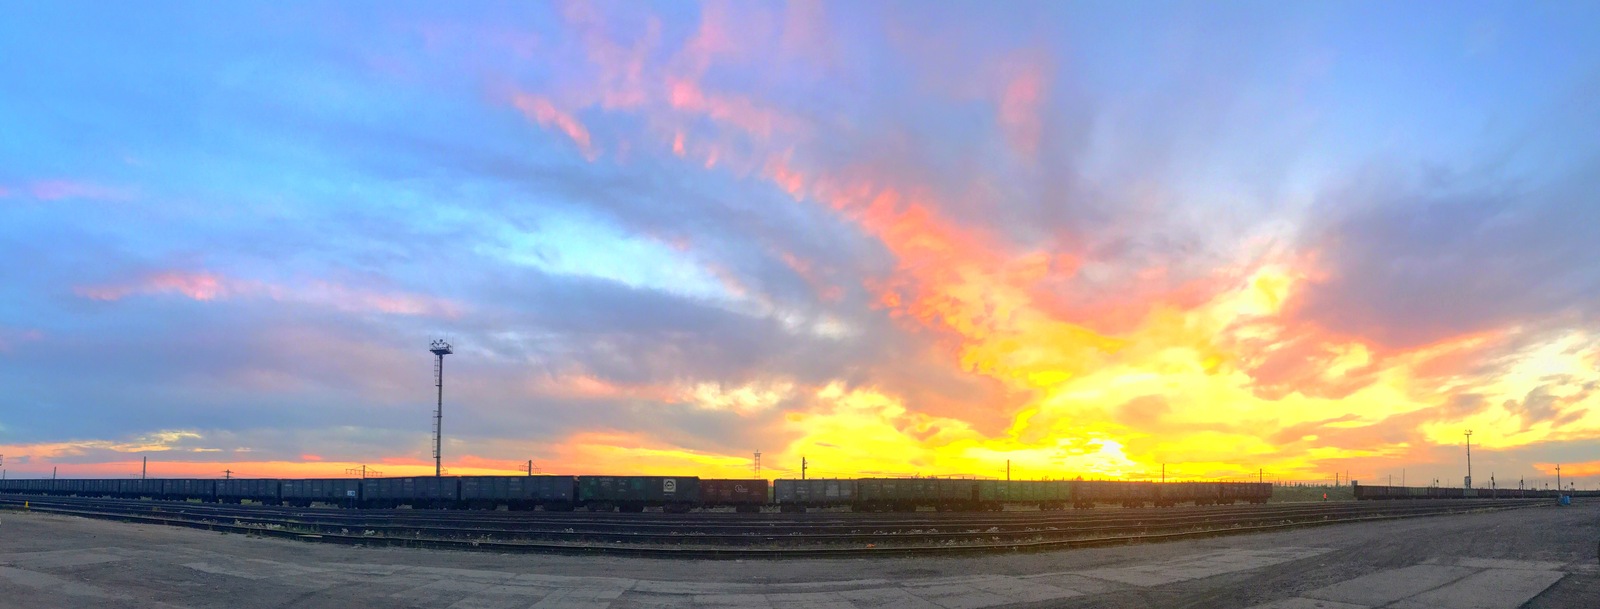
xmin=3 ymin=1 xmax=1598 ymax=489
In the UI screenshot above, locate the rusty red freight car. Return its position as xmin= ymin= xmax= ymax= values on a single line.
xmin=700 ymin=479 xmax=768 ymax=512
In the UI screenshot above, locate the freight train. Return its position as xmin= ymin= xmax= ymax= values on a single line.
xmin=0 ymin=476 xmax=1274 ymax=512
xmin=1352 ymin=483 xmax=1586 ymax=500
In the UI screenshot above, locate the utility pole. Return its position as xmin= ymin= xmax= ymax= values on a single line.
xmin=1161 ymin=464 xmax=1165 ymax=484
xmin=142 ymin=456 xmax=147 ymax=480
xmin=1464 ymin=430 xmax=1473 ymax=488
xmin=224 ymin=469 xmax=232 ymax=480
xmin=1008 ymin=459 xmax=1012 ymax=482
xmin=1556 ymin=464 xmax=1561 ymax=493
xmin=1259 ymin=468 xmax=1263 ymax=484
xmin=430 ymin=339 xmax=453 ymax=478
xmin=801 ymin=456 xmax=808 ymax=480
xmin=53 ymin=466 xmax=57 ymax=480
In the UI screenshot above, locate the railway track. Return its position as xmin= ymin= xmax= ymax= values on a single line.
xmin=0 ymin=494 xmax=1548 ymax=558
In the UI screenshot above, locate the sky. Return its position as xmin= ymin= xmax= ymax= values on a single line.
xmin=2 ymin=1 xmax=1598 ymax=489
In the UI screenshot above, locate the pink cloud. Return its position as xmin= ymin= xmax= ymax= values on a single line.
xmin=78 ymin=271 xmax=231 ymax=301
xmin=998 ymin=61 xmax=1047 ymax=159
xmin=0 ymin=328 xmax=45 ymax=353
xmin=76 ymin=270 xmax=462 ymax=318
xmin=512 ymin=93 xmax=596 ymax=158
xmin=667 ymin=77 xmax=792 ymax=138
xmin=561 ymin=0 xmax=658 ymax=110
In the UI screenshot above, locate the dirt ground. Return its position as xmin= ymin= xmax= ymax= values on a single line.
xmin=0 ymin=502 xmax=1594 ymax=608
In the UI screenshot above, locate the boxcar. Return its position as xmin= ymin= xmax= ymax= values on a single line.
xmin=578 ymin=476 xmax=699 ymax=512
xmin=361 ymin=476 xmax=461 ymax=508
xmin=217 ymin=479 xmax=281 ymax=503
xmin=773 ymin=479 xmax=855 ymax=511
xmin=459 ymin=476 xmax=576 ymax=510
xmin=1073 ymin=480 xmax=1157 ymax=508
xmin=700 ymin=479 xmax=768 ymax=512
xmin=282 ymin=478 xmax=361 ymax=506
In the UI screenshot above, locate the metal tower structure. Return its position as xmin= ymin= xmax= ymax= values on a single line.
xmin=752 ymin=450 xmax=762 ymax=478
xmin=430 ymin=339 xmax=453 ymax=477
xmin=345 ymin=465 xmax=382 ymax=479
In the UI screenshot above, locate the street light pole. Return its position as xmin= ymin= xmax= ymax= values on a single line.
xmin=1464 ymin=430 xmax=1473 ymax=488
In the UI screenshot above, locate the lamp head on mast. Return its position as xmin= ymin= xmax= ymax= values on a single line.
xmin=430 ymin=340 xmax=453 ymax=356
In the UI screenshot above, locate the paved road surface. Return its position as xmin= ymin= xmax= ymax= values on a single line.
xmin=0 ymin=502 xmax=1595 ymax=608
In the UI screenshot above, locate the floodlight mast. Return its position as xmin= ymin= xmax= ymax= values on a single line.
xmin=430 ymin=339 xmax=453 ymax=477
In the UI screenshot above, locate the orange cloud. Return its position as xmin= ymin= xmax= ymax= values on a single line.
xmin=1537 ymin=460 xmax=1600 ymax=478
xmin=512 ymin=93 xmax=596 ymax=158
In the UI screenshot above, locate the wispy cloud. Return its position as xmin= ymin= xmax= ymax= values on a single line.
xmin=512 ymin=93 xmax=596 ymax=159
xmin=75 ymin=270 xmax=463 ymax=318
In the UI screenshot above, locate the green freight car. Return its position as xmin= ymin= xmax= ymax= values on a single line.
xmin=578 ymin=476 xmax=699 ymax=512
xmin=855 ymin=478 xmax=984 ymax=511
xmin=977 ymin=480 xmax=1072 ymax=510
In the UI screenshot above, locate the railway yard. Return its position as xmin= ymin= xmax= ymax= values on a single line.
xmin=0 ymin=498 xmax=1594 ymax=608
xmin=0 ymin=493 xmax=1553 ymax=557
xmin=2 ymin=478 xmax=1595 ymax=606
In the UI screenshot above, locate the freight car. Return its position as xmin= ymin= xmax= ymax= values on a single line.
xmin=1075 ymin=480 xmax=1157 ymax=508
xmin=855 ymin=478 xmax=979 ymax=511
xmin=772 ymin=478 xmax=855 ymax=511
xmin=281 ymin=478 xmax=362 ymax=507
xmin=459 ymin=475 xmax=576 ymax=510
xmin=362 ymin=476 xmax=460 ymax=508
xmin=1155 ymin=482 xmax=1216 ymax=507
xmin=1221 ymin=482 xmax=1272 ymax=504
xmin=700 ymin=479 xmax=768 ymax=512
xmin=578 ymin=476 xmax=699 ymax=512
xmin=977 ymin=480 xmax=1071 ymax=510
xmin=1352 ymin=483 xmax=1571 ymax=501
xmin=217 ymin=479 xmax=281 ymax=503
